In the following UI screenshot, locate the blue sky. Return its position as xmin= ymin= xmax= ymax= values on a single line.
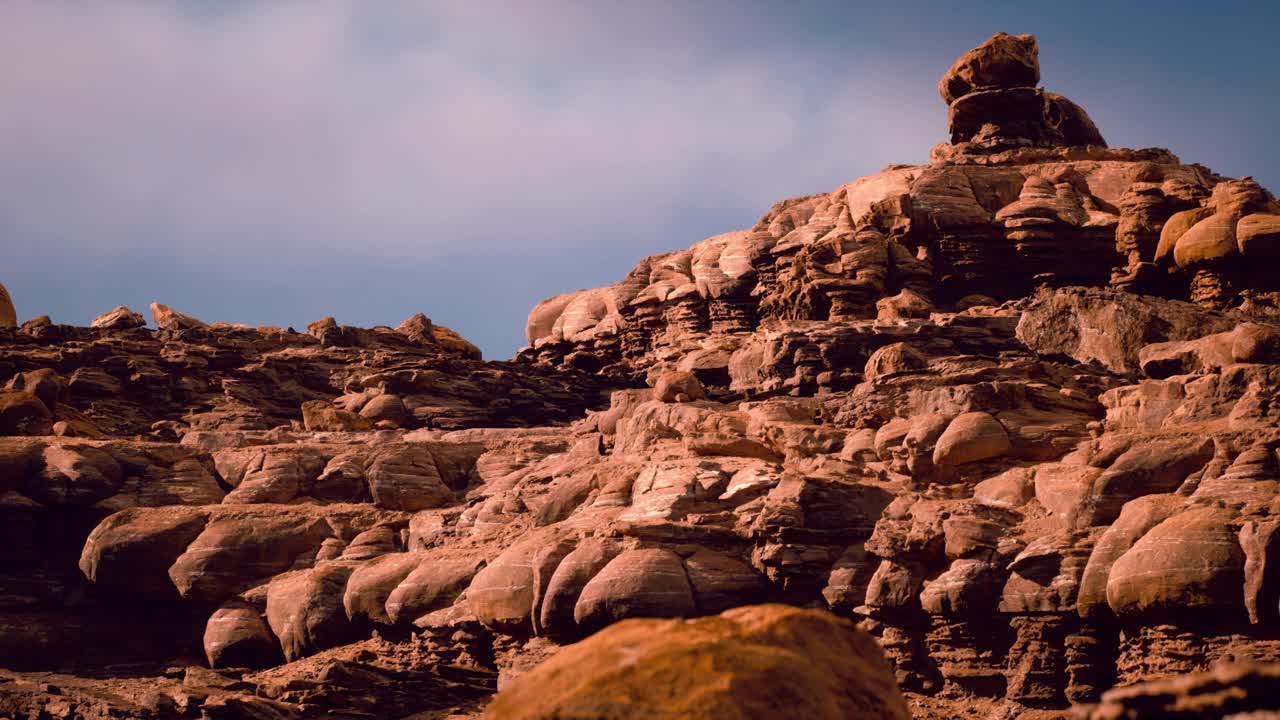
xmin=3 ymin=1 xmax=1278 ymax=358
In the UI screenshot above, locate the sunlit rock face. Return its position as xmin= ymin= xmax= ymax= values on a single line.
xmin=5 ymin=31 xmax=1280 ymax=720
xmin=517 ymin=33 xmax=1275 ymax=382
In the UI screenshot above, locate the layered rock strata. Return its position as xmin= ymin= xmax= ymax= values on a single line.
xmin=2 ymin=31 xmax=1280 ymax=720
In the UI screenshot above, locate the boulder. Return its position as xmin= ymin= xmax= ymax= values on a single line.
xmin=168 ymin=513 xmax=334 ymax=602
xmin=385 ymin=556 xmax=485 ymax=625
xmin=1082 ymin=436 xmax=1213 ymax=524
xmin=365 ymin=445 xmax=454 ymax=511
xmin=863 ymin=342 xmax=929 ymax=382
xmin=1106 ymin=506 xmax=1246 ymax=619
xmin=90 ymin=306 xmax=146 ymax=330
xmin=358 ymin=394 xmax=410 ymax=427
xmin=203 ymin=600 xmax=281 ymax=669
xmin=0 ymin=391 xmax=53 ymax=436
xmin=875 ymin=289 xmax=931 ymax=321
xmin=300 ymin=400 xmax=374 ymax=432
xmin=932 ymin=412 xmax=1010 ymax=467
xmin=343 ymin=551 xmax=423 ymax=625
xmin=919 ymin=558 xmax=1002 ymax=615
xmin=654 ymin=371 xmax=706 ymax=403
xmin=149 ymin=302 xmax=207 ymax=331
xmin=1077 ymin=494 xmax=1187 ymax=620
xmin=339 ymin=526 xmax=396 ymax=561
xmin=973 ymin=467 xmax=1035 ymax=507
xmin=26 ymin=443 xmax=123 ymax=505
xmin=938 ymin=32 xmax=1039 ymax=105
xmin=574 ymin=548 xmax=696 ymax=632
xmin=1017 ymin=287 xmax=1237 ymax=374
xmin=487 ymin=604 xmax=909 ymax=720
xmin=683 ymin=550 xmax=772 ymax=614
xmin=538 ymin=537 xmax=621 ymax=638
xmin=265 ymin=563 xmax=355 ymax=661
xmin=79 ymin=507 xmax=209 ymax=596
xmin=4 ymin=369 xmax=63 ymax=409
xmin=218 ymin=446 xmax=326 ymax=505
xmin=466 ymin=539 xmax=542 ymax=634
xmin=313 ymin=450 xmax=368 ymax=502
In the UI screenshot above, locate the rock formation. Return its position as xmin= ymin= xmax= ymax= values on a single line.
xmin=2 ymin=31 xmax=1280 ymax=720
xmin=0 ymin=282 xmax=15 ymax=328
xmin=487 ymin=604 xmax=908 ymax=720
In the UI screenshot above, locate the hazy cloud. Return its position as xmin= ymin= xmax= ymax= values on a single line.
xmin=1 ymin=1 xmax=1276 ymax=356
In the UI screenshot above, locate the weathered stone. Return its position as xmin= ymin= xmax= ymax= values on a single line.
xmin=488 ymin=604 xmax=909 ymax=720
xmin=265 ymin=563 xmax=355 ymax=661
xmin=1106 ymin=506 xmax=1246 ymax=619
xmin=574 ymin=549 xmax=696 ymax=632
xmin=90 ymin=306 xmax=146 ymax=330
xmin=204 ymin=600 xmax=280 ymax=669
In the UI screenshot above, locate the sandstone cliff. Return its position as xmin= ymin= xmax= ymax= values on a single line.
xmin=2 ymin=32 xmax=1280 ymax=720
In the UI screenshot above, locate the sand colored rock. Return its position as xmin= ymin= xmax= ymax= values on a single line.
xmin=149 ymin=302 xmax=208 ymax=331
xmin=90 ymin=306 xmax=146 ymax=330
xmin=488 ymin=604 xmax=909 ymax=720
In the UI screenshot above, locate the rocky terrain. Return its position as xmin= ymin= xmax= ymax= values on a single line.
xmin=3 ymin=31 xmax=1280 ymax=720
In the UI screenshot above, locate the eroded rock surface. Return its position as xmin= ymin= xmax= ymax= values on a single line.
xmin=3 ymin=30 xmax=1280 ymax=720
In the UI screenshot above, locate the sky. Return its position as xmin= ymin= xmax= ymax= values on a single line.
xmin=3 ymin=1 xmax=1279 ymax=359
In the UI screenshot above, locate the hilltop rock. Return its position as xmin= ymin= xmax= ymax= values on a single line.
xmin=90 ymin=306 xmax=146 ymax=330
xmin=149 ymin=302 xmax=208 ymax=331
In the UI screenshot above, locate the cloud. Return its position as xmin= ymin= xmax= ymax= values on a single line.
xmin=8 ymin=2 xmax=1271 ymax=356
xmin=0 ymin=1 xmax=941 ymax=266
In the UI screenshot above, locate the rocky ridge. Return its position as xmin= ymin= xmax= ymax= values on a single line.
xmin=2 ymin=32 xmax=1280 ymax=720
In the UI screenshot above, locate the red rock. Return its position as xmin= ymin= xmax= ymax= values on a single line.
xmin=653 ymin=370 xmax=706 ymax=403
xmin=265 ymin=563 xmax=355 ymax=661
xmin=538 ymin=537 xmax=621 ymax=639
xmin=938 ymin=32 xmax=1039 ymax=105
xmin=364 ymin=445 xmax=453 ymax=511
xmin=488 ymin=604 xmax=909 ymax=720
xmin=203 ymin=600 xmax=281 ymax=669
xmin=0 ymin=391 xmax=52 ymax=437
xmin=168 ymin=513 xmax=334 ymax=602
xmin=79 ymin=507 xmax=209 ymax=596
xmin=300 ymin=400 xmax=373 ymax=432
xmin=1077 ymin=494 xmax=1187 ymax=620
xmin=1106 ymin=506 xmax=1246 ymax=619
xmin=90 ymin=306 xmax=146 ymax=331
xmin=342 ymin=552 xmax=422 ymax=625
xmin=0 ymin=281 xmax=14 ymax=328
xmin=148 ymin=302 xmax=207 ymax=331
xmin=932 ymin=412 xmax=1011 ymax=467
xmin=385 ymin=555 xmax=484 ymax=625
xmin=574 ymin=548 xmax=696 ymax=632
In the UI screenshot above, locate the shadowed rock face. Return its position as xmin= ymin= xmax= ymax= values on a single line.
xmin=3 ymin=30 xmax=1280 ymax=720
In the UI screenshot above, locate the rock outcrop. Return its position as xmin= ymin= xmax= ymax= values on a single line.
xmin=3 ymin=30 xmax=1280 ymax=720
xmin=488 ymin=604 xmax=908 ymax=720
xmin=0 ymin=282 xmax=14 ymax=328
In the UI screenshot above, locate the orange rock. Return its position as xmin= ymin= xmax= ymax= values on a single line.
xmin=487 ymin=604 xmax=908 ymax=720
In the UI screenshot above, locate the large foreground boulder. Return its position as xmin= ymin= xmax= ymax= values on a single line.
xmin=488 ymin=604 xmax=908 ymax=720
